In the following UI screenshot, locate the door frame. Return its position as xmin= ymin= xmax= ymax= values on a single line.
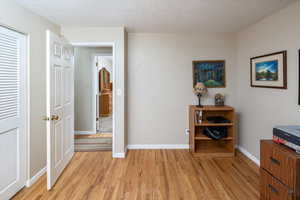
xmin=71 ymin=42 xmax=116 ymax=157
xmin=24 ymin=33 xmax=30 ymax=188
xmin=92 ymin=53 xmax=113 ymax=133
xmin=0 ymin=24 xmax=30 ymax=190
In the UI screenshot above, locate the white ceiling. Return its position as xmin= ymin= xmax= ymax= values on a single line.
xmin=16 ymin=0 xmax=296 ymax=33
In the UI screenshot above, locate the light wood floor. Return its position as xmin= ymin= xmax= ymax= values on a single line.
xmin=75 ymin=133 xmax=112 ymax=139
xmin=13 ymin=150 xmax=260 ymax=200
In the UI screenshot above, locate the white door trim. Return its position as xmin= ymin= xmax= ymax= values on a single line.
xmin=72 ymin=42 xmax=116 ymax=157
xmin=92 ymin=55 xmax=97 ymax=133
xmin=25 ymin=33 xmax=30 ymax=188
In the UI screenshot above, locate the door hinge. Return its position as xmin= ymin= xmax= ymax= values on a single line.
xmin=96 ymin=62 xmax=98 ymax=67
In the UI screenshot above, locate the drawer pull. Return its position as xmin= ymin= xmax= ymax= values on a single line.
xmin=268 ymin=184 xmax=279 ymax=195
xmin=270 ymin=157 xmax=280 ymax=165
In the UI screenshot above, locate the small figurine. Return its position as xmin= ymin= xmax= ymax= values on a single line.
xmin=215 ymin=93 xmax=225 ymax=106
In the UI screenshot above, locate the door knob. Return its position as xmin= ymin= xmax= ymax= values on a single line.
xmin=51 ymin=115 xmax=60 ymax=121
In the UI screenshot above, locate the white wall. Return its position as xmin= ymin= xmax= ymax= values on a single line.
xmin=62 ymin=27 xmax=126 ymax=156
xmin=74 ymin=47 xmax=112 ymax=133
xmin=127 ymin=33 xmax=237 ymax=146
xmin=236 ymin=1 xmax=300 ymax=160
xmin=0 ymin=0 xmax=60 ymax=177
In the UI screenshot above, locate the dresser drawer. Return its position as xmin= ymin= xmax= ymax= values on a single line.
xmin=261 ymin=140 xmax=297 ymax=189
xmin=261 ymin=168 xmax=294 ymax=200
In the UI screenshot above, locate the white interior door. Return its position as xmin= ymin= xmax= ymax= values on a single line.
xmin=46 ymin=30 xmax=74 ymax=190
xmin=0 ymin=26 xmax=27 ymax=200
xmin=94 ymin=56 xmax=100 ymax=132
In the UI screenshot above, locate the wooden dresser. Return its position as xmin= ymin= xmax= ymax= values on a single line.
xmin=98 ymin=67 xmax=112 ymax=117
xmin=99 ymin=89 xmax=112 ymax=117
xmin=260 ymin=140 xmax=300 ymax=200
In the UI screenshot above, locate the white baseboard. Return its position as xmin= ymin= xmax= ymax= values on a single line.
xmin=114 ymin=144 xmax=188 ymax=158
xmin=237 ymin=146 xmax=260 ymax=166
xmin=26 ymin=166 xmax=46 ymax=187
xmin=113 ymin=152 xmax=126 ymax=158
xmin=127 ymin=144 xmax=189 ymax=149
xmin=75 ymin=130 xmax=96 ymax=135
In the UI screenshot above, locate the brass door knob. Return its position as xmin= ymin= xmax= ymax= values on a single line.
xmin=51 ymin=115 xmax=60 ymax=121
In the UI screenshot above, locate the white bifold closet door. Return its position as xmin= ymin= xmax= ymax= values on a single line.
xmin=0 ymin=26 xmax=27 ymax=200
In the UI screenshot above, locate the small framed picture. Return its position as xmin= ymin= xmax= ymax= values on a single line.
xmin=250 ymin=51 xmax=287 ymax=89
xmin=193 ymin=60 xmax=226 ymax=88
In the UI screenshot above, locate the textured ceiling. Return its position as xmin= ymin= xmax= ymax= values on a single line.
xmin=16 ymin=0 xmax=296 ymax=33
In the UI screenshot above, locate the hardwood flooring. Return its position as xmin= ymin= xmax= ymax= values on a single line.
xmin=75 ymin=133 xmax=112 ymax=151
xmin=12 ymin=150 xmax=260 ymax=200
xmin=75 ymin=133 xmax=112 ymax=139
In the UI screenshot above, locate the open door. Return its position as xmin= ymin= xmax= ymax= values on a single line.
xmin=46 ymin=30 xmax=74 ymax=190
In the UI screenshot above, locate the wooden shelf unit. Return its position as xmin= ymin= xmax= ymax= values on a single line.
xmin=189 ymin=105 xmax=236 ymax=157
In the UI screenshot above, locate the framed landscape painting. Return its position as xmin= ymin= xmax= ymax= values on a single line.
xmin=250 ymin=51 xmax=287 ymax=89
xmin=193 ymin=60 xmax=225 ymax=88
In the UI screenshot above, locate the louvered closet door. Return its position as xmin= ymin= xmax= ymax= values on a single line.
xmin=0 ymin=26 xmax=27 ymax=200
